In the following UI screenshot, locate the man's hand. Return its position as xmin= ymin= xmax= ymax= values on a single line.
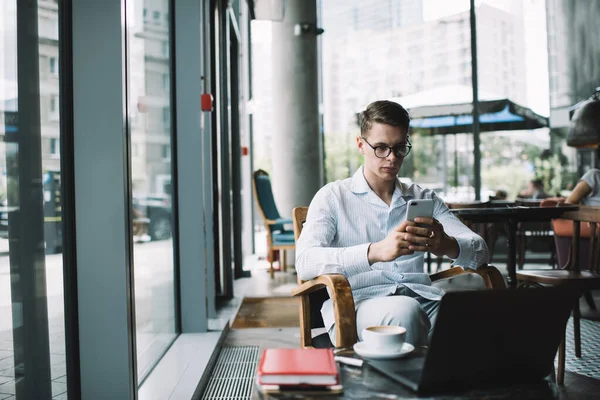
xmin=404 ymin=217 xmax=459 ymax=259
xmin=368 ymin=221 xmax=416 ymax=264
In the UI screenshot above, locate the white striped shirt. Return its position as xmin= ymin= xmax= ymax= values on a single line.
xmin=296 ymin=167 xmax=489 ymax=330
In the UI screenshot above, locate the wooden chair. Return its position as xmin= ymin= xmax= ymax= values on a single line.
xmin=515 ymin=198 xmax=555 ymax=270
xmin=517 ymin=206 xmax=600 ymax=385
xmin=291 ymin=206 xmax=507 ymax=349
xmin=252 ymin=169 xmax=295 ymax=278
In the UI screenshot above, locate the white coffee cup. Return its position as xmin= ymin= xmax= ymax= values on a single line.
xmin=361 ymin=325 xmax=406 ymax=352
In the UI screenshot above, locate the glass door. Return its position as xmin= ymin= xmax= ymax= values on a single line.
xmin=125 ymin=0 xmax=178 ymax=383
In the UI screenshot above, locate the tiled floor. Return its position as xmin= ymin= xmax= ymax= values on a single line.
xmin=0 ymin=323 xmax=67 ymax=399
xmin=223 ymin=256 xmax=600 ymax=399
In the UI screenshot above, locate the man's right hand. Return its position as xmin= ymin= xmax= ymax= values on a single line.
xmin=368 ymin=221 xmax=416 ymax=264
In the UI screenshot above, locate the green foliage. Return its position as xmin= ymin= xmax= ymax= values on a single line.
xmin=533 ymin=154 xmax=562 ymax=196
xmin=410 ymin=135 xmax=441 ymax=181
xmin=324 ymin=133 xmax=362 ymax=183
xmin=482 ymin=162 xmax=531 ymax=199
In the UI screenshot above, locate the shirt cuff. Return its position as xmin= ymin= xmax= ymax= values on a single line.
xmin=341 ymin=243 xmax=372 ymax=277
xmin=449 ymin=236 xmax=475 ymax=269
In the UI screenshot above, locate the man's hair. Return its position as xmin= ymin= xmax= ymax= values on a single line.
xmin=359 ymin=100 xmax=410 ymax=136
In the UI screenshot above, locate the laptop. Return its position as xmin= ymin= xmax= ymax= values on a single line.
xmin=366 ymin=287 xmax=578 ymax=394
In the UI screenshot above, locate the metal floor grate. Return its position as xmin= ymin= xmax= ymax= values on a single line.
xmin=201 ymin=346 xmax=260 ymax=400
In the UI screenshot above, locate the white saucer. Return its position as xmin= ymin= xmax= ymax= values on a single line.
xmin=353 ymin=341 xmax=415 ymax=360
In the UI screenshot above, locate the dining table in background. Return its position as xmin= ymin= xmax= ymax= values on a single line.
xmin=450 ymin=204 xmax=578 ymax=288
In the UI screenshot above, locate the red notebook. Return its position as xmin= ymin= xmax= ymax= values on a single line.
xmin=257 ymin=348 xmax=339 ymax=386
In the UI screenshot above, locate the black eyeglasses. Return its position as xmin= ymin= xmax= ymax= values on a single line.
xmin=361 ymin=137 xmax=412 ymax=158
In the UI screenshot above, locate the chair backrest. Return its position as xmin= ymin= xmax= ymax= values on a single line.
xmin=293 ymin=206 xmax=308 ymax=241
xmin=292 ymin=206 xmax=330 ymax=333
xmin=540 ymin=198 xmax=594 ymax=269
xmin=559 ymin=207 xmax=600 ymax=273
xmin=252 ymin=169 xmax=284 ymax=230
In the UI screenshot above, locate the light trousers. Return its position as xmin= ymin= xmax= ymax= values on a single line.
xmin=327 ymin=290 xmax=440 ymax=347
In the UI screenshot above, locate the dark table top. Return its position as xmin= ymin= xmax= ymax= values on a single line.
xmin=450 ymin=205 xmax=578 ymax=223
xmin=256 ymin=349 xmax=559 ymax=399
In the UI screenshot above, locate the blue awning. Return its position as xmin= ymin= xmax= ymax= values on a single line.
xmin=407 ymin=99 xmax=549 ymax=135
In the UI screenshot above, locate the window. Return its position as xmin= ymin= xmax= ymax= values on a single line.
xmin=162 ymin=107 xmax=170 ymax=129
xmin=2 ymin=2 xmax=68 ymax=399
xmin=49 ymin=56 xmax=58 ymax=76
xmin=161 ymin=144 xmax=171 ymax=161
xmin=126 ymin=0 xmax=176 ymax=383
xmin=49 ymin=94 xmax=59 ymax=120
xmin=50 ymin=138 xmax=60 ymax=156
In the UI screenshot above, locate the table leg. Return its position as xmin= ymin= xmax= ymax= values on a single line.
xmin=504 ymin=219 xmax=518 ymax=288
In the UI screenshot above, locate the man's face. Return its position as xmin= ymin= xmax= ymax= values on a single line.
xmin=357 ymin=122 xmax=409 ymax=184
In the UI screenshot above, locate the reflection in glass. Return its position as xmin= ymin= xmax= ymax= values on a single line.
xmin=126 ymin=0 xmax=177 ymax=382
xmin=1 ymin=0 xmax=67 ymax=398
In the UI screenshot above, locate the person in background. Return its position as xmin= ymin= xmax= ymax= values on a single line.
xmin=565 ymin=169 xmax=600 ymax=206
xmin=518 ymin=179 xmax=549 ymax=200
xmin=295 ymin=100 xmax=489 ymax=348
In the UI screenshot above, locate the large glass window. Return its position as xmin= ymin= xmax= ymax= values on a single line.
xmin=1 ymin=0 xmax=68 ymax=398
xmin=313 ymin=0 xmax=553 ymax=201
xmin=126 ymin=0 xmax=177 ymax=383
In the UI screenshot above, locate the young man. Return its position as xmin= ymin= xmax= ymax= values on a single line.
xmin=295 ymin=100 xmax=489 ymax=347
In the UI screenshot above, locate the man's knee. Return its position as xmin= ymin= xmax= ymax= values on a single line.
xmin=356 ymin=296 xmax=430 ymax=346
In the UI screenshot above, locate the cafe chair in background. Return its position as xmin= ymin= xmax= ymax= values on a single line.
xmin=290 ymin=206 xmax=507 ymax=349
xmin=517 ymin=206 xmax=600 ymax=385
xmin=252 ymin=169 xmax=295 ymax=279
xmin=515 ymin=198 xmax=556 ymax=270
xmin=541 ymin=198 xmax=596 ymax=311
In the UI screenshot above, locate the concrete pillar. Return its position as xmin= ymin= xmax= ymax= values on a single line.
xmin=271 ymin=0 xmax=323 ymax=216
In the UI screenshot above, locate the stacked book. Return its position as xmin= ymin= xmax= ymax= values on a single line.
xmin=256 ymin=348 xmax=343 ymax=394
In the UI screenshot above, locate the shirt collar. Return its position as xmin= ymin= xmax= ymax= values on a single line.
xmin=350 ymin=166 xmax=409 ymax=206
xmin=350 ymin=166 xmax=371 ymax=194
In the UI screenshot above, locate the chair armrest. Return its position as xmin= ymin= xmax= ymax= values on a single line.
xmin=265 ymin=218 xmax=293 ymax=226
xmin=292 ymin=274 xmax=358 ymax=349
xmin=430 ymin=266 xmax=467 ymax=282
xmin=430 ymin=264 xmax=506 ymax=289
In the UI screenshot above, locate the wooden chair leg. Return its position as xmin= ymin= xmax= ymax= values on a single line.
xmin=282 ymin=250 xmax=287 ymax=272
xmin=268 ymin=249 xmax=275 ymax=279
xmin=557 ymin=337 xmax=565 ymax=385
xmin=574 ymin=299 xmax=581 ymax=358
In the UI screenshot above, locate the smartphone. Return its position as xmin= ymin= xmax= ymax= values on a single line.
xmin=405 ymin=199 xmax=434 ymax=222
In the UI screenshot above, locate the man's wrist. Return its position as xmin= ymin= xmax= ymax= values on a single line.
xmin=441 ymin=234 xmax=459 ymax=259
xmin=367 ymin=242 xmax=380 ymax=265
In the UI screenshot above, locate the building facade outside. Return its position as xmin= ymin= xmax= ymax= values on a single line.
xmin=546 ymin=0 xmax=600 ymax=175
xmin=321 ymin=2 xmax=527 ymax=142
